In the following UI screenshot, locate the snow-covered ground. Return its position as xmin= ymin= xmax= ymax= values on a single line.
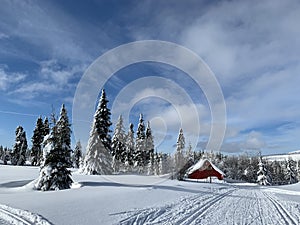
xmin=263 ymin=150 xmax=300 ymax=162
xmin=1 ymin=165 xmax=300 ymax=225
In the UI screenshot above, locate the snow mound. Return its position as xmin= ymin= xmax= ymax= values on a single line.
xmin=0 ymin=204 xmax=51 ymax=225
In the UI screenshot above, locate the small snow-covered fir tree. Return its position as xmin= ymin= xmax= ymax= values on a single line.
xmin=285 ymin=158 xmax=298 ymax=184
xmin=145 ymin=121 xmax=154 ymax=165
xmin=257 ymin=157 xmax=272 ymax=185
xmin=111 ymin=115 xmax=126 ymax=172
xmin=82 ymin=89 xmax=113 ymax=175
xmin=11 ymin=126 xmax=28 ymax=166
xmin=73 ymin=141 xmax=82 ymax=168
xmin=56 ymin=104 xmax=72 ymax=167
xmin=31 ymin=117 xmax=44 ymax=166
xmin=174 ymin=128 xmax=185 ymax=173
xmin=35 ymin=121 xmax=73 ymax=191
xmin=124 ymin=123 xmax=135 ymax=172
xmin=134 ymin=114 xmax=146 ymax=173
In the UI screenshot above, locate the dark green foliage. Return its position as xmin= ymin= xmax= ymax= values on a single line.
xmin=43 ymin=117 xmax=50 ymax=136
xmin=145 ymin=122 xmax=154 ymax=165
xmin=285 ymin=158 xmax=298 ymax=184
xmin=73 ymin=141 xmax=82 ymax=168
xmin=95 ymin=89 xmax=112 ymax=152
xmin=31 ymin=117 xmax=44 ymax=166
xmin=36 ymin=145 xmax=73 ymax=191
xmin=134 ymin=114 xmax=146 ymax=170
xmin=57 ymin=104 xmax=72 ymax=167
xmin=111 ymin=115 xmax=126 ymax=163
xmin=11 ymin=126 xmax=28 ymax=166
xmin=36 ymin=105 xmax=73 ymax=191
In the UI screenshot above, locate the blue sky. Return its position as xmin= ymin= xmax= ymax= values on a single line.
xmin=0 ymin=0 xmax=300 ymax=155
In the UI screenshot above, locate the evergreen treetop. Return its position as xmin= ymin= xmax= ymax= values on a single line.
xmin=95 ymin=89 xmax=112 ymax=152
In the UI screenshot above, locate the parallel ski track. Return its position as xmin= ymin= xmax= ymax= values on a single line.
xmin=118 ymin=188 xmax=236 ymax=225
xmin=175 ymin=189 xmax=236 ymax=225
xmin=0 ymin=207 xmax=32 ymax=225
xmin=262 ymin=191 xmax=298 ymax=225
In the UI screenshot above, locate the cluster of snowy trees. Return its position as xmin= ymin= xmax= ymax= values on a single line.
xmin=1 ymin=89 xmax=299 ymax=190
xmin=81 ymin=89 xmax=174 ymax=175
xmin=0 ymin=145 xmax=11 ymax=165
xmin=205 ymin=152 xmax=299 ymax=185
xmin=1 ymin=111 xmax=82 ymax=170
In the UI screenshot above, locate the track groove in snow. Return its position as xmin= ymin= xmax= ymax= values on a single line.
xmin=117 ymin=186 xmax=300 ymax=225
xmin=0 ymin=208 xmax=31 ymax=225
xmin=0 ymin=204 xmax=52 ymax=225
xmin=117 ymin=187 xmax=236 ymax=225
xmin=262 ymin=191 xmax=298 ymax=225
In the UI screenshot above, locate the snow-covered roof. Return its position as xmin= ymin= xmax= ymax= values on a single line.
xmin=187 ymin=159 xmax=224 ymax=176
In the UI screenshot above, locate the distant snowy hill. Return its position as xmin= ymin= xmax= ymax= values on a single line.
xmin=263 ymin=150 xmax=300 ymax=162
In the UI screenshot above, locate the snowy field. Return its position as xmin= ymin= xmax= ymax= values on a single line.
xmin=1 ymin=165 xmax=300 ymax=225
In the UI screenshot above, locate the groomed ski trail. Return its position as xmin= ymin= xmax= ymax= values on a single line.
xmin=117 ymin=185 xmax=300 ymax=225
xmin=0 ymin=204 xmax=52 ymax=225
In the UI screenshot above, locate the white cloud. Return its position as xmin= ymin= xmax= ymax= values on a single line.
xmin=8 ymin=60 xmax=86 ymax=100
xmin=40 ymin=60 xmax=85 ymax=87
xmin=0 ymin=1 xmax=95 ymax=62
xmin=180 ymin=0 xmax=300 ymax=85
xmin=0 ymin=67 xmax=26 ymax=91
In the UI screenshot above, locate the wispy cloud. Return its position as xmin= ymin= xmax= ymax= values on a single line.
xmin=0 ymin=67 xmax=27 ymax=91
xmin=9 ymin=60 xmax=86 ymax=100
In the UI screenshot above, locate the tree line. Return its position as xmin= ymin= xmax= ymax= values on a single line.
xmin=1 ymin=89 xmax=299 ymax=190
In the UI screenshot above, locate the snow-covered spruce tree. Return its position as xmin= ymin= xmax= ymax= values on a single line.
xmin=257 ymin=157 xmax=272 ymax=185
xmin=31 ymin=117 xmax=44 ymax=166
xmin=284 ymin=158 xmax=298 ymax=184
xmin=82 ymin=89 xmax=113 ymax=175
xmin=11 ymin=126 xmax=28 ymax=166
xmin=270 ymin=160 xmax=285 ymax=185
xmin=134 ymin=114 xmax=146 ymax=173
xmin=73 ymin=141 xmax=82 ymax=168
xmin=145 ymin=121 xmax=154 ymax=165
xmin=111 ymin=115 xmax=126 ymax=172
xmin=124 ymin=123 xmax=135 ymax=172
xmin=56 ymin=104 xmax=72 ymax=167
xmin=43 ymin=117 xmax=50 ymax=136
xmin=35 ymin=120 xmax=73 ymax=191
xmin=95 ymin=89 xmax=112 ymax=153
xmin=174 ymin=128 xmax=185 ymax=172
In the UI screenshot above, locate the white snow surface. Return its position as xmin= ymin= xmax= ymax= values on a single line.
xmin=264 ymin=151 xmax=300 ymax=162
xmin=1 ymin=165 xmax=300 ymax=224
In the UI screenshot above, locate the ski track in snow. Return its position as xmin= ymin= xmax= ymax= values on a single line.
xmin=117 ymin=186 xmax=300 ymax=225
xmin=0 ymin=204 xmax=52 ymax=225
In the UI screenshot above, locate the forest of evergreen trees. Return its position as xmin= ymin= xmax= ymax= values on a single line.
xmin=0 ymin=89 xmax=299 ymax=191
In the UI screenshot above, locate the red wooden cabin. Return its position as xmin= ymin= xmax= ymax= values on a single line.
xmin=187 ymin=159 xmax=224 ymax=180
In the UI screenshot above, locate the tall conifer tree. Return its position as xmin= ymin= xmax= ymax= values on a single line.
xmin=57 ymin=104 xmax=72 ymax=167
xmin=31 ymin=117 xmax=44 ymax=166
xmin=11 ymin=126 xmax=28 ymax=166
xmin=82 ymin=89 xmax=113 ymax=175
xmin=134 ymin=114 xmax=146 ymax=172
